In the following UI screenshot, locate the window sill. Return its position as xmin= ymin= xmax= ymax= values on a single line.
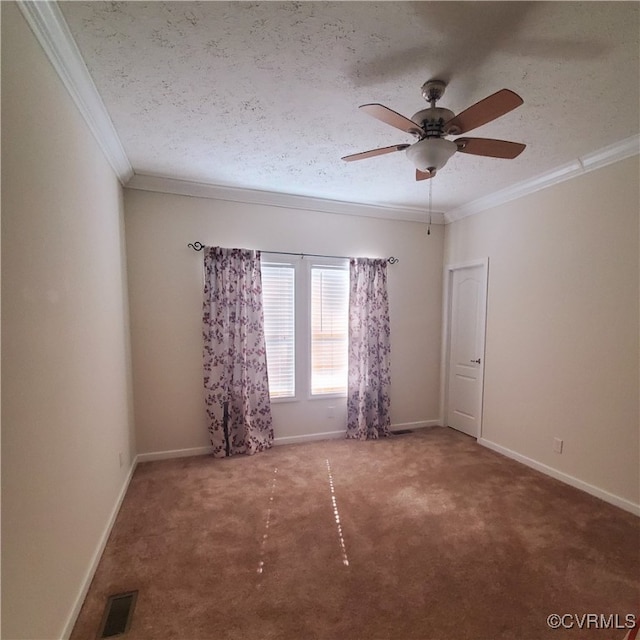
xmin=308 ymin=392 xmax=348 ymax=401
xmin=269 ymin=396 xmax=299 ymax=404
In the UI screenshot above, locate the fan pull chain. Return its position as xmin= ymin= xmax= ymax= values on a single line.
xmin=427 ymin=177 xmax=433 ymax=236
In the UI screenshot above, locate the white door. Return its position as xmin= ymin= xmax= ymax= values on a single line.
xmin=446 ymin=263 xmax=487 ymax=438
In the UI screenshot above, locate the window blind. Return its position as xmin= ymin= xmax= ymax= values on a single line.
xmin=262 ymin=263 xmax=295 ymax=398
xmin=310 ymin=265 xmax=349 ymax=395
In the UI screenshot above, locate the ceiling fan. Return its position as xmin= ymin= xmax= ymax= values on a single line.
xmin=342 ymin=80 xmax=526 ymax=180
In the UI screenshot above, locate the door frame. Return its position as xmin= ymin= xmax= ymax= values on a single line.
xmin=439 ymin=258 xmax=489 ymax=438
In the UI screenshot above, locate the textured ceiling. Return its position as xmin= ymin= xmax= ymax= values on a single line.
xmin=59 ymin=1 xmax=639 ymax=214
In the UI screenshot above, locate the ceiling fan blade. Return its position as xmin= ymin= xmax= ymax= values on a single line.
xmin=360 ymin=103 xmax=424 ymax=136
xmin=455 ymin=137 xmax=526 ymax=159
xmin=444 ymin=89 xmax=523 ymax=135
xmin=341 ymin=144 xmax=410 ymax=162
xmin=416 ymin=169 xmax=434 ymax=181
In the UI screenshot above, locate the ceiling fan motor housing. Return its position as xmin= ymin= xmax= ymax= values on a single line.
xmin=411 ymin=107 xmax=458 ymax=137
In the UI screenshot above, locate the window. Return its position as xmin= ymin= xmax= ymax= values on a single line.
xmin=261 ymin=263 xmax=295 ymax=398
xmin=310 ymin=265 xmax=349 ymax=395
xmin=261 ymin=256 xmax=349 ymax=400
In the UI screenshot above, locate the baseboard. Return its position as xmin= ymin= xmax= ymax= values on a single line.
xmin=136 ymin=421 xmax=443 ymax=457
xmin=478 ymin=437 xmax=640 ymax=517
xmin=274 ymin=420 xmax=442 ymax=446
xmin=273 ymin=429 xmax=346 ymax=446
xmin=390 ymin=420 xmax=441 ymax=431
xmin=136 ymin=445 xmax=214 ymax=462
xmin=61 ymin=459 xmax=139 ymax=639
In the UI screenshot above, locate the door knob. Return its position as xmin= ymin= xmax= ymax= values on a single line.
xmin=470 ymin=358 xmax=481 ymax=364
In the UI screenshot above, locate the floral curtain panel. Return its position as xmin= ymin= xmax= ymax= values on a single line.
xmin=203 ymin=247 xmax=274 ymax=457
xmin=346 ymin=258 xmax=392 ymax=440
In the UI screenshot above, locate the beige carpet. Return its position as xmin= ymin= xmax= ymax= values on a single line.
xmin=71 ymin=427 xmax=639 ymax=639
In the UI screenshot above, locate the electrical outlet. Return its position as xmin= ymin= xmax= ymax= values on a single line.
xmin=553 ymin=438 xmax=563 ymax=454
xmin=119 ymin=452 xmax=124 ymax=468
xmin=328 ymin=406 xmax=335 ymax=419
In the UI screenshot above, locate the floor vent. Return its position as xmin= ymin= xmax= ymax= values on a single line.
xmin=392 ymin=429 xmax=414 ymax=435
xmin=98 ymin=591 xmax=138 ymax=638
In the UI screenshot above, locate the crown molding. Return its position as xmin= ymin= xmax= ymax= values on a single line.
xmin=126 ymin=173 xmax=446 ymax=224
xmin=18 ymin=0 xmax=134 ymax=183
xmin=445 ymin=134 xmax=639 ymax=224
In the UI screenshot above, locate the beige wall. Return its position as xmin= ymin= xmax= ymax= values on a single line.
xmin=445 ymin=156 xmax=640 ymax=506
xmin=124 ymin=188 xmax=444 ymax=454
xmin=1 ymin=4 xmax=135 ymax=638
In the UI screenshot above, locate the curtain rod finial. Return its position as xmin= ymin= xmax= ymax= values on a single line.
xmin=188 ymin=242 xmax=205 ymax=251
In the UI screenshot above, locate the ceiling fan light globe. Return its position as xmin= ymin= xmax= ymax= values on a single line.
xmin=406 ymin=138 xmax=457 ymax=172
